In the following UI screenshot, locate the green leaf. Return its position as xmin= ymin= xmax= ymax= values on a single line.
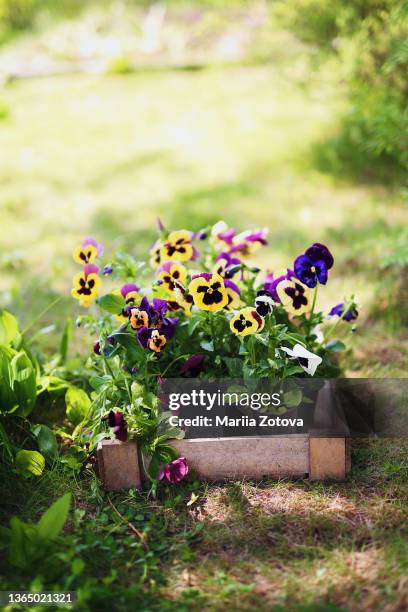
xmin=0 ymin=310 xmax=19 ymax=345
xmin=71 ymin=557 xmax=85 ymax=576
xmin=0 ymin=345 xmax=18 ymax=413
xmin=97 ymin=293 xmax=126 ymax=314
xmin=31 ymin=424 xmax=58 ymax=458
xmin=15 ymin=450 xmax=45 ymax=476
xmin=283 ymin=388 xmax=303 ymax=408
xmin=200 ymin=340 xmax=214 ymax=352
xmin=65 ymin=387 xmax=91 ymax=425
xmin=37 ymin=493 xmax=71 ymax=541
xmin=9 ymin=516 xmax=29 ymax=568
xmin=10 ymin=351 xmax=37 ymax=417
xmin=325 ymin=340 xmax=346 ymax=352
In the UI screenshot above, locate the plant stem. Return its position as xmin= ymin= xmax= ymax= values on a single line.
xmin=307 ymin=284 xmax=319 ymax=339
xmin=22 ymin=296 xmax=63 ymax=336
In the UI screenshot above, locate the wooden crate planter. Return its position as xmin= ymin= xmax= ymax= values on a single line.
xmin=97 ymin=435 xmax=351 ymax=490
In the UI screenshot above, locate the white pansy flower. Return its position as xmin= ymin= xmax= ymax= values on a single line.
xmin=280 ymin=344 xmax=322 ymax=376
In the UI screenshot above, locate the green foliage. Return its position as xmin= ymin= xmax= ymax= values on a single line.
xmin=1 ymin=493 xmax=71 ymax=569
xmin=65 ymin=386 xmax=91 ymax=425
xmin=277 ymin=0 xmax=408 ymax=177
xmin=15 ymin=449 xmax=45 ymax=476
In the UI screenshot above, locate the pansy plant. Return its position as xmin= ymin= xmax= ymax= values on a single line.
xmin=70 ymin=226 xmax=356 ymax=485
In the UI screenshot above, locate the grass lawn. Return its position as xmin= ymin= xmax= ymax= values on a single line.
xmin=0 ymin=4 xmax=407 ymax=609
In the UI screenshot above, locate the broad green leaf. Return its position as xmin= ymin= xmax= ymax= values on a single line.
xmin=9 ymin=517 xmax=28 ymax=568
xmin=37 ymin=493 xmax=71 ymax=541
xmin=0 ymin=311 xmax=19 ymax=345
xmin=15 ymin=450 xmax=45 ymax=476
xmin=0 ymin=345 xmax=18 ymax=413
xmin=11 ymin=351 xmax=37 ymax=416
xmin=31 ymin=424 xmax=58 ymax=458
xmin=97 ymin=293 xmax=125 ymax=314
xmin=65 ymin=386 xmax=91 ymax=425
xmin=283 ymin=388 xmax=303 ymax=408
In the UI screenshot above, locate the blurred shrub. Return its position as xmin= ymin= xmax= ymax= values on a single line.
xmin=276 ymin=0 xmax=408 ymax=179
xmin=0 ymin=0 xmax=37 ymax=31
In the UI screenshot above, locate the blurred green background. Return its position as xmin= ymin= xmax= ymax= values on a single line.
xmin=0 ymin=0 xmax=407 ymax=375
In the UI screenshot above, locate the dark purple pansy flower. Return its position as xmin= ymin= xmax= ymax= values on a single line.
xmin=107 ymin=410 xmax=128 ymax=442
xmin=264 ymin=269 xmax=295 ymax=303
xmin=329 ymin=303 xmax=358 ymax=322
xmin=180 ymin=354 xmax=205 ymax=377
xmin=294 ymin=243 xmax=334 ymax=288
xmin=102 ymin=265 xmax=113 ymax=275
xmin=158 ymin=457 xmax=189 ymax=483
xmin=93 ymin=340 xmax=101 ymax=355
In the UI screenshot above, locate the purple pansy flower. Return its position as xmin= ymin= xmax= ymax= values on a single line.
xmin=107 ymin=410 xmax=128 ymax=442
xmin=294 ymin=243 xmax=334 ymax=288
xmin=158 ymin=457 xmax=189 ymax=483
xmin=180 ymin=354 xmax=205 ymax=377
xmin=329 ymin=303 xmax=358 ymax=322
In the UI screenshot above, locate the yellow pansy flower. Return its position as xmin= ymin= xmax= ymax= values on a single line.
xmin=230 ymin=307 xmax=264 ymax=336
xmin=160 ymin=230 xmax=193 ymax=262
xmin=188 ymin=273 xmax=228 ymax=312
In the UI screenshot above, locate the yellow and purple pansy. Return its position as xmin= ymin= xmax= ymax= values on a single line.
xmin=213 ymin=252 xmax=241 ymax=279
xmin=188 ymin=272 xmax=228 ymax=312
xmin=157 ymin=261 xmax=187 ymax=293
xmin=115 ymin=283 xmax=142 ymax=321
xmin=224 ymin=279 xmax=241 ymax=311
xmin=211 ymin=221 xmax=236 ymax=249
xmin=150 ymin=240 xmax=163 ymax=268
xmin=71 ymin=263 xmax=101 ymax=307
xmin=160 ymin=230 xmax=194 ymax=262
xmin=263 ymin=269 xmax=295 ymax=303
xmin=276 ymin=277 xmax=311 ymax=316
xmin=230 ymin=228 xmax=268 ymax=257
xmin=230 ymin=307 xmax=264 ymax=336
xmin=294 ymin=243 xmax=334 ymax=288
xmin=73 ymin=237 xmax=103 ymax=265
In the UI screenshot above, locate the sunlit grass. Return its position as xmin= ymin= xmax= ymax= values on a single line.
xmin=0 ymin=63 xmax=405 ymax=373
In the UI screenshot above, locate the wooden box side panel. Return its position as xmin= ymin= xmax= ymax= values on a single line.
xmin=171 ymin=436 xmax=309 ymax=480
xmin=309 ymin=437 xmax=347 ymax=481
xmin=97 ymin=439 xmax=141 ymax=490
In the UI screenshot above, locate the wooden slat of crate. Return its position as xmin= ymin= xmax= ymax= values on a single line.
xmin=97 ymin=439 xmax=141 ymax=490
xmin=97 ymin=436 xmax=350 ymax=490
xmin=169 ymin=435 xmax=310 ymax=480
xmin=309 ymin=437 xmax=348 ymax=481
